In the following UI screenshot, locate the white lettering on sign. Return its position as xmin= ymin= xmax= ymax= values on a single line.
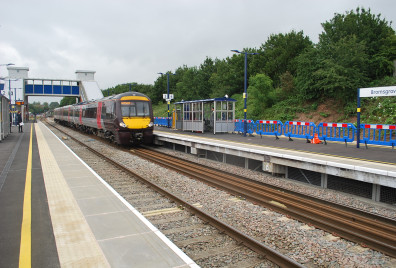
xmin=360 ymin=86 xmax=396 ymax=97
xmin=163 ymin=94 xmax=174 ymax=100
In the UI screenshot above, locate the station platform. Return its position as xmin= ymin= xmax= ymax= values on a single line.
xmin=0 ymin=122 xmax=197 ymax=268
xmin=154 ymin=126 xmax=396 ymax=165
xmin=153 ymin=127 xmax=396 ymax=200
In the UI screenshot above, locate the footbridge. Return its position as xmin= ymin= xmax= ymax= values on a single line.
xmin=23 ymin=70 xmax=103 ymax=103
xmin=6 ymin=67 xmax=104 ymax=121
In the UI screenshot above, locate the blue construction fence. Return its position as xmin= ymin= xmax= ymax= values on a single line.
xmin=234 ymin=119 xmax=396 ymax=148
xmin=154 ymin=117 xmax=396 ymax=147
xmin=154 ymin=117 xmax=172 ymax=127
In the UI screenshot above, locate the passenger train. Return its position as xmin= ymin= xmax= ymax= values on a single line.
xmin=54 ymin=92 xmax=154 ymax=145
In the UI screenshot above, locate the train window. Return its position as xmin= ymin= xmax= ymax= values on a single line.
xmin=102 ymin=105 xmax=106 ymax=119
xmin=136 ymin=102 xmax=149 ymax=117
xmin=121 ymin=101 xmax=150 ymax=117
xmin=105 ymin=103 xmax=113 ymax=119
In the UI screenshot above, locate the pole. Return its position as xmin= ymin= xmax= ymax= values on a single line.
xmin=8 ymin=79 xmax=13 ymax=125
xmin=243 ymin=53 xmax=247 ymax=137
xmin=8 ymin=79 xmax=11 ymax=101
xmin=357 ymin=89 xmax=361 ymax=148
xmin=167 ymin=74 xmax=170 ymax=128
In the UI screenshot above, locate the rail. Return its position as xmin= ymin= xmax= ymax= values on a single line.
xmin=133 ymin=147 xmax=396 ymax=259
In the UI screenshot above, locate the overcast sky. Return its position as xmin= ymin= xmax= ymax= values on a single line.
xmin=1 ymin=0 xmax=395 ymax=103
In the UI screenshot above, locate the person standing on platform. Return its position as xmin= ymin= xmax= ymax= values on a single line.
xmin=210 ymin=107 xmax=215 ymax=131
xmin=9 ymin=111 xmax=12 ymax=133
xmin=17 ymin=111 xmax=23 ymax=133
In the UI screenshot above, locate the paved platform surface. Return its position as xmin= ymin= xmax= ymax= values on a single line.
xmin=0 ymin=122 xmax=197 ymax=268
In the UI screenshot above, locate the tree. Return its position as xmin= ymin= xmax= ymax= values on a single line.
xmin=196 ymin=57 xmax=215 ymax=99
xmin=209 ymin=57 xmax=244 ymax=98
xmin=296 ymin=36 xmax=370 ymax=101
xmin=319 ymin=7 xmax=396 ymax=80
xmin=28 ymin=101 xmax=43 ymax=115
xmin=59 ymin=97 xmax=77 ymax=107
xmin=247 ymin=74 xmax=275 ymax=117
xmin=153 ymin=72 xmax=178 ymax=104
xmin=251 ymin=31 xmax=312 ymax=87
xmin=175 ymin=66 xmax=201 ymax=101
xmin=295 ymin=7 xmax=396 ymax=102
xmin=278 ymin=71 xmax=295 ymax=100
xmin=49 ymin=102 xmax=59 ymax=110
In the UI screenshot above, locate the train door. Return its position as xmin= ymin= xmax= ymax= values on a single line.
xmin=96 ymin=102 xmax=103 ymax=129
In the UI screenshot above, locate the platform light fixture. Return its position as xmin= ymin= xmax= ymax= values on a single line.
xmin=158 ymin=72 xmax=175 ymax=128
xmin=0 ymin=63 xmax=14 ymax=67
xmin=11 ymin=87 xmax=22 ymax=104
xmin=128 ymin=82 xmax=137 ymax=92
xmin=231 ymin=50 xmax=259 ymax=137
xmin=0 ymin=64 xmax=14 ymax=96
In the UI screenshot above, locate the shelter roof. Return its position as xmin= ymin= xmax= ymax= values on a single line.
xmin=175 ymin=97 xmax=236 ymax=104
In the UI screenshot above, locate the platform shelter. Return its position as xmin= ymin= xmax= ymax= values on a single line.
xmin=174 ymin=97 xmax=236 ymax=134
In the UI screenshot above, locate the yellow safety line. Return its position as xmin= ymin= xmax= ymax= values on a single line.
xmin=19 ymin=124 xmax=33 ymax=268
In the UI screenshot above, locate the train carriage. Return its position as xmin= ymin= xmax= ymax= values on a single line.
xmin=54 ymin=92 xmax=154 ymax=145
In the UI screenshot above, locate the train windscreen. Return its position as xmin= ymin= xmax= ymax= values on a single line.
xmin=121 ymin=101 xmax=150 ymax=117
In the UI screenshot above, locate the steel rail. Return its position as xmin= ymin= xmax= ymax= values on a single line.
xmin=133 ymin=147 xmax=396 ymax=258
xmin=45 ymin=121 xmax=303 ymax=268
xmin=137 ymin=149 xmax=396 ymax=235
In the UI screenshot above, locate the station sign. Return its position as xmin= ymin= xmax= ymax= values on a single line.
xmin=360 ymin=86 xmax=396 ymax=97
xmin=163 ymin=94 xmax=174 ymax=100
xmin=16 ymin=101 xmax=24 ymax=105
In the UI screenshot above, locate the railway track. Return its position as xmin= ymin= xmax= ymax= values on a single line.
xmin=131 ymin=147 xmax=396 ymax=259
xmin=44 ymin=120 xmax=302 ymax=267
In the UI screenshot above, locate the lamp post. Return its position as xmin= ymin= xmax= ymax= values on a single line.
xmin=0 ymin=78 xmax=4 ymax=96
xmin=6 ymin=79 xmax=18 ymax=125
xmin=158 ymin=72 xmax=175 ymax=128
xmin=12 ymin=87 xmax=22 ymax=104
xmin=128 ymin=82 xmax=137 ymax=92
xmin=7 ymin=79 xmax=18 ymax=104
xmin=231 ymin=50 xmax=259 ymax=137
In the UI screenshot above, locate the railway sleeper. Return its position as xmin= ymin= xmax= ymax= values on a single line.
xmin=174 ymin=235 xmax=215 ymax=248
xmin=161 ymin=223 xmax=209 ymax=235
xmin=192 ymin=244 xmax=242 ymax=260
xmin=149 ymin=215 xmax=188 ymax=225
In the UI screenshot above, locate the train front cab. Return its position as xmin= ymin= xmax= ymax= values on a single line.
xmin=116 ymin=94 xmax=154 ymax=144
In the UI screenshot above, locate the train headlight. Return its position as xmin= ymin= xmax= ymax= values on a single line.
xmin=119 ymin=122 xmax=127 ymax=128
xmin=148 ymin=122 xmax=154 ymax=127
